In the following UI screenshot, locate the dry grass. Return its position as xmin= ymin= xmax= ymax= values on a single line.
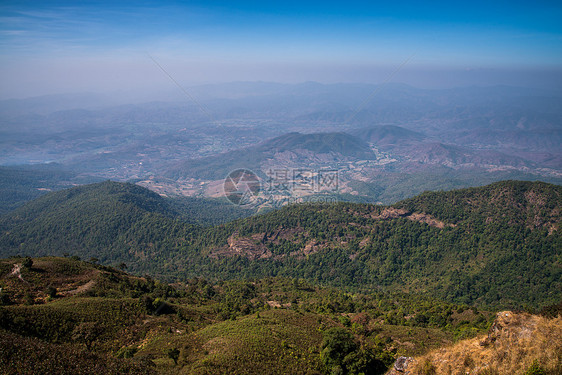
xmin=403 ymin=311 xmax=562 ymax=375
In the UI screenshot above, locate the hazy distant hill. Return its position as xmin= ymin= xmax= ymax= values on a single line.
xmin=399 ymin=142 xmax=533 ymax=167
xmin=0 ymin=92 xmax=113 ymax=117
xmin=0 ymin=165 xmax=82 ymax=215
xmin=260 ymin=132 xmax=373 ymax=158
xmin=164 ymin=131 xmax=374 ymax=180
xmin=350 ymin=125 xmax=426 ymax=146
xmin=156 ymin=126 xmax=560 ymax=205
xmin=453 ymin=128 xmax=562 ymax=153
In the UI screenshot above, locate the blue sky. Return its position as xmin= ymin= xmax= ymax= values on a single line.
xmin=1 ymin=0 xmax=561 ymax=97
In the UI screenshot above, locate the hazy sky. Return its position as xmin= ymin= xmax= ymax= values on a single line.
xmin=1 ymin=0 xmax=561 ymax=98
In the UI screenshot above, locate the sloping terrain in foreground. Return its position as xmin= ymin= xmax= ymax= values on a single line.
xmin=389 ymin=310 xmax=562 ymax=375
xmin=1 ymin=256 xmax=497 ymax=375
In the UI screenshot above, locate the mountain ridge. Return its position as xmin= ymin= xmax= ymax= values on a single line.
xmin=1 ymin=179 xmax=560 ymax=309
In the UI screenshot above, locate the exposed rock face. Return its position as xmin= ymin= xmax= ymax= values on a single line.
xmin=388 ymin=356 xmax=415 ymax=374
xmin=289 ymin=240 xmax=323 ymax=259
xmin=371 ymin=207 xmax=410 ymax=220
xmin=210 ymin=231 xmax=328 ymax=260
xmin=479 ymin=311 xmax=538 ymax=347
xmin=210 ymin=232 xmax=272 ymax=260
xmin=207 ymin=207 xmax=455 ymax=261
xmin=407 ymin=212 xmax=453 ymax=228
xmin=369 ymin=207 xmax=455 ymax=228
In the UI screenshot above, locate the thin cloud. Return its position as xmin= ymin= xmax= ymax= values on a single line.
xmin=1 ymin=1 xmax=561 ymax=97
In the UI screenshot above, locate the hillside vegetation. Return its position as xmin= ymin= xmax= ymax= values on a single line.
xmin=0 ymin=256 xmax=496 ymax=375
xmin=0 ymin=181 xmax=194 ymax=264
xmin=0 ymin=180 xmax=560 ymax=309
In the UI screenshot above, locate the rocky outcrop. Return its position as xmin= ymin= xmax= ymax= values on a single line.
xmin=368 ymin=207 xmax=455 ymax=228
xmin=387 ymin=356 xmax=415 ymax=374
xmin=210 ymin=232 xmax=272 ymax=260
xmin=402 ymin=311 xmax=562 ymax=375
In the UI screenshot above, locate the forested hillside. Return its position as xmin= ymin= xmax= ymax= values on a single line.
xmin=1 ymin=180 xmax=560 ymax=309
xmin=0 ymin=181 xmax=195 ymax=265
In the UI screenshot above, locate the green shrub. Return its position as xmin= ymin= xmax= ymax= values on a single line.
xmin=524 ymin=360 xmax=547 ymax=375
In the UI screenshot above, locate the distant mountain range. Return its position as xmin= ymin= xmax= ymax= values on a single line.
xmin=1 ymin=82 xmax=560 ymax=205
xmin=161 ymin=125 xmax=560 ymax=205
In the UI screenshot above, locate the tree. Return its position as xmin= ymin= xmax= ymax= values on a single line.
xmin=321 ymin=327 xmax=390 ymax=375
xmin=118 ymin=262 xmax=127 ymax=271
xmin=46 ymin=286 xmax=57 ymax=299
xmin=320 ymin=327 xmax=357 ymax=371
xmin=22 ymin=256 xmax=33 ymax=269
xmin=0 ymin=291 xmax=11 ymax=305
xmin=71 ymin=322 xmax=102 ymax=351
xmin=167 ymin=348 xmax=180 ymax=365
xmin=24 ymin=292 xmax=34 ymax=305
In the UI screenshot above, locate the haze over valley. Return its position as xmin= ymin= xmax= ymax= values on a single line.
xmin=2 ymin=82 xmax=561 ymax=209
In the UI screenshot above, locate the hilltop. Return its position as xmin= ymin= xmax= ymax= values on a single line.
xmin=163 ymin=132 xmax=374 ymax=180
xmin=395 ymin=179 xmax=561 ymax=230
xmin=0 ymin=181 xmax=194 ymax=264
xmin=350 ymin=125 xmax=426 ymax=146
xmin=260 ymin=132 xmax=374 ymax=158
xmin=191 ymin=180 xmax=561 ymax=308
xmin=0 ymin=164 xmax=81 ymax=215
